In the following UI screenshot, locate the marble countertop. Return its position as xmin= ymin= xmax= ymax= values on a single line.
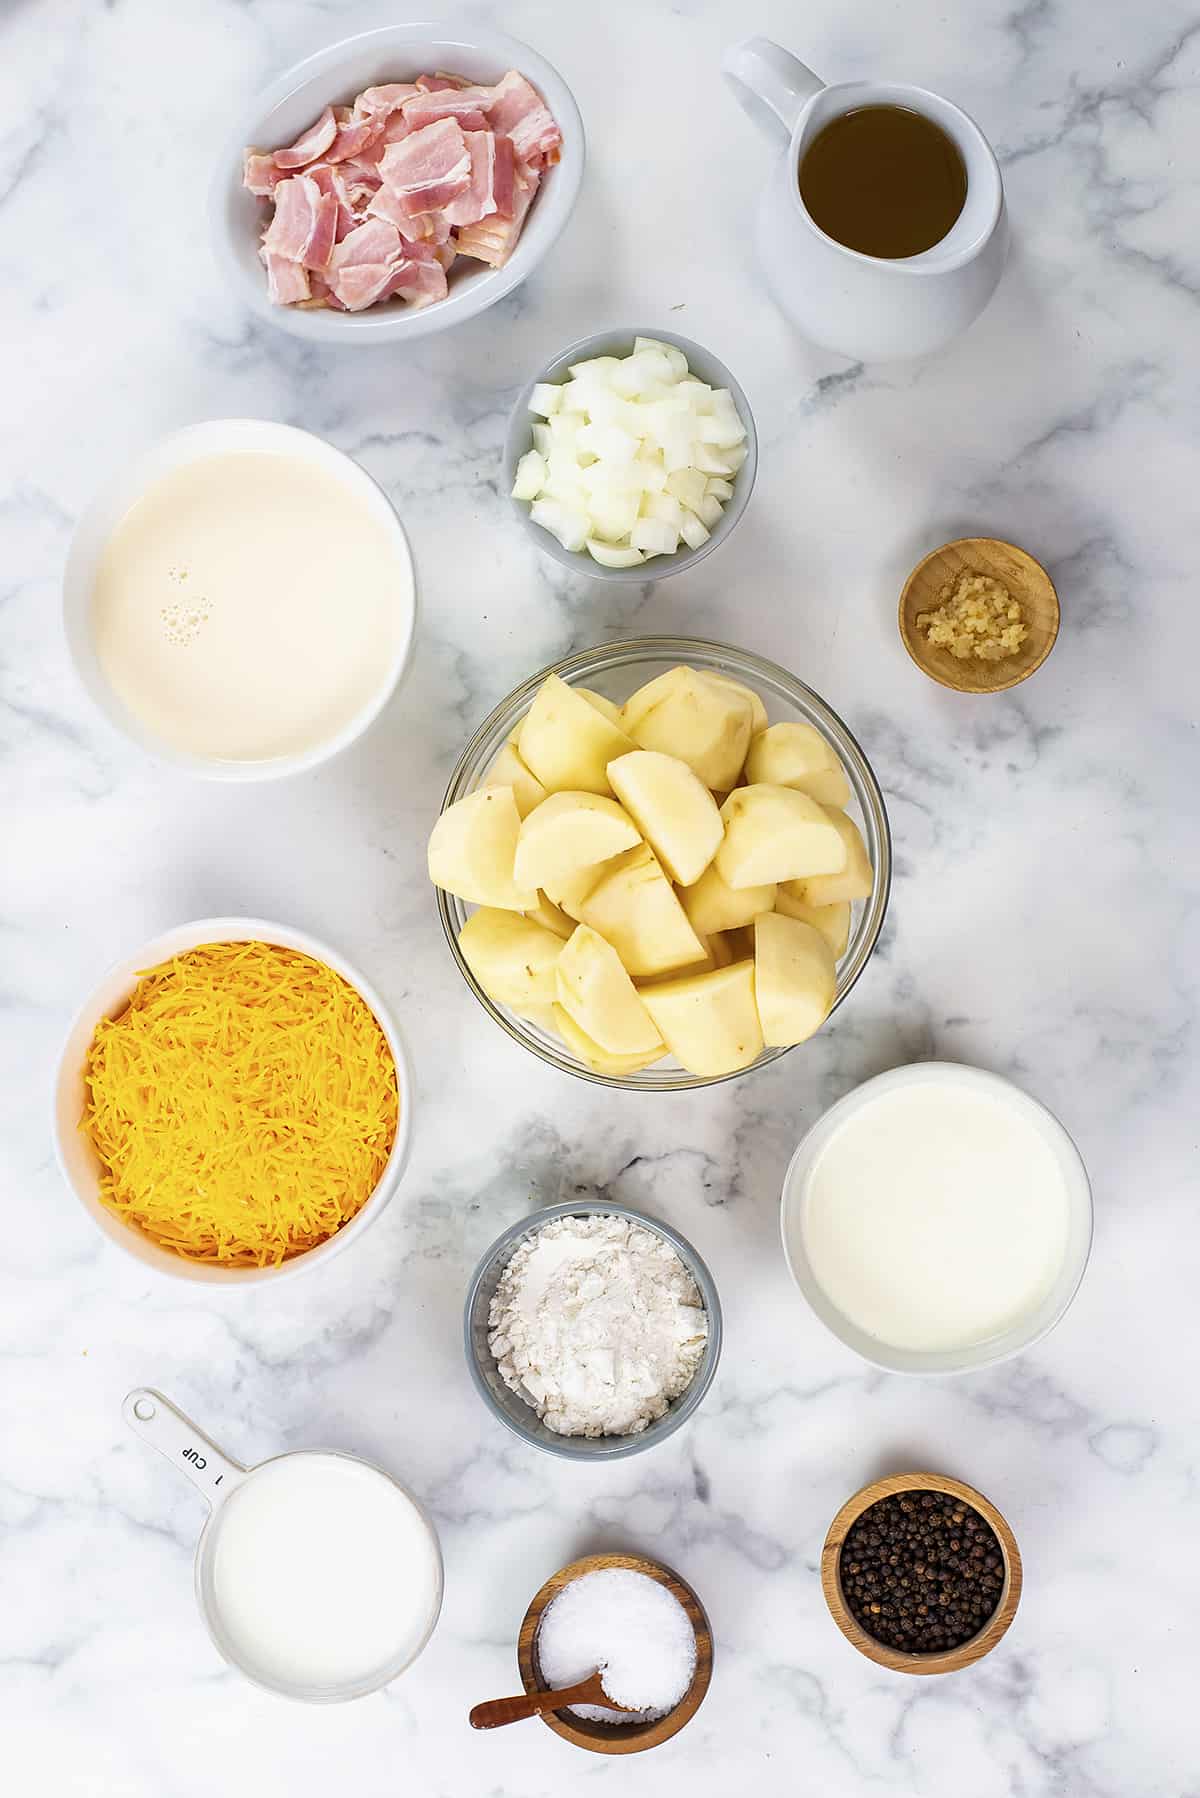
xmin=4 ymin=1 xmax=1198 ymax=1793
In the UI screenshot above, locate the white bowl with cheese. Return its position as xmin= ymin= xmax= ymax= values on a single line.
xmin=53 ymin=916 xmax=414 ymax=1286
xmin=63 ymin=419 xmax=416 ymax=780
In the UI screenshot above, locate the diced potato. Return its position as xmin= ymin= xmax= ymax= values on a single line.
xmin=458 ymin=909 xmax=564 ymax=1015
xmin=524 ymin=891 xmax=576 ymax=941
xmin=577 ymin=843 xmax=707 ymax=979
xmin=639 ymin=960 xmax=763 ymax=1078
xmin=638 ymin=929 xmax=732 ymax=984
xmin=774 ymin=890 xmax=851 ymax=958
xmin=428 ymin=787 xmax=535 ymax=912
xmin=552 ymin=1004 xmax=667 ymax=1075
xmin=576 ymin=688 xmax=625 ymax=728
xmin=482 ymin=741 xmax=546 ymax=819
xmin=716 ymin=786 xmax=848 ymax=888
xmin=744 ymin=723 xmax=851 ymax=808
xmin=679 ymin=861 xmax=776 ymax=936
xmin=555 ymin=925 xmax=663 ymax=1055
xmin=784 ymin=810 xmax=873 ymax=906
xmin=520 ymin=1004 xmax=559 ymax=1036
xmin=628 ymin=667 xmax=754 ymax=791
xmin=517 ymin=673 xmax=635 ymax=796
xmin=723 ymin=924 xmax=756 ymax=961
xmin=541 ymin=853 xmax=626 ymax=921
xmin=753 ymin=913 xmax=836 ymax=1047
xmin=513 ymin=791 xmax=641 ymax=892
xmin=620 ymin=667 xmax=689 ymax=732
xmin=608 ymin=749 xmax=723 ymax=886
xmin=702 ymin=672 xmax=768 ymax=734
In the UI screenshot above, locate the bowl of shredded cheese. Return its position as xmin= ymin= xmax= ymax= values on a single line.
xmin=54 ymin=919 xmax=413 ymax=1283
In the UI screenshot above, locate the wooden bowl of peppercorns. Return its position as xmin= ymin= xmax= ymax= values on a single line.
xmin=821 ymin=1472 xmax=1022 ymax=1675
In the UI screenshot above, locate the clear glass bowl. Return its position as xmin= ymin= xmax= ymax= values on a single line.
xmin=436 ymin=636 xmax=892 ymax=1090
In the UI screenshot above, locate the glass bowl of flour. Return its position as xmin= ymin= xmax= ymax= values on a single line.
xmin=464 ymin=1201 xmax=722 ymax=1460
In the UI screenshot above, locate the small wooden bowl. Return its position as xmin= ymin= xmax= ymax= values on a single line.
xmin=821 ymin=1472 xmax=1022 ymax=1676
xmin=899 ymin=537 xmax=1059 ymax=694
xmin=517 ymin=1551 xmax=713 ymax=1754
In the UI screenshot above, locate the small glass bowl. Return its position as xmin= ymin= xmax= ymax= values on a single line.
xmin=435 ymin=636 xmax=892 ymax=1090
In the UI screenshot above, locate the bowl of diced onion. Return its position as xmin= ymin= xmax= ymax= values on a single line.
xmin=503 ymin=329 xmax=757 ymax=578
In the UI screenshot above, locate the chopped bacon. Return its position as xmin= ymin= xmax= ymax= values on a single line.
xmin=378 ymin=117 xmax=472 ymax=216
xmin=260 ymin=248 xmax=311 ymax=304
xmin=273 ymin=105 xmax=338 ymax=169
xmin=354 ymin=83 xmax=419 ymax=117
xmin=399 ymin=87 xmax=496 ymax=127
xmin=455 ymin=160 xmax=540 ymax=266
xmin=243 ymin=150 xmax=284 ymax=195
xmin=383 ymin=257 xmax=450 ymax=308
xmin=485 ymin=71 xmax=562 ymax=167
xmin=492 ymin=134 xmax=515 ymax=218
xmin=443 ymin=131 xmax=499 ymax=229
xmin=415 ymin=71 xmax=471 ymax=91
xmin=261 ymin=174 xmax=338 ymax=270
xmin=326 ymin=106 xmax=385 ymax=165
xmin=365 ymin=185 xmax=451 ymax=243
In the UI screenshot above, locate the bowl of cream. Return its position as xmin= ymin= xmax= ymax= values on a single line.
xmin=780 ymin=1062 xmax=1093 ymax=1374
xmin=63 ymin=419 xmax=416 ymax=779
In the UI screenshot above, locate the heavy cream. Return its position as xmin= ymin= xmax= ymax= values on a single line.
xmin=800 ymin=1079 xmax=1072 ymax=1354
xmin=90 ymin=450 xmax=407 ymax=761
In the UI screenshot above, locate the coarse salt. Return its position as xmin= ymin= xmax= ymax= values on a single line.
xmin=536 ymin=1568 xmax=697 ymax=1723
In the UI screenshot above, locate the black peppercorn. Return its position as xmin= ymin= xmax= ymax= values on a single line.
xmin=838 ymin=1489 xmax=1005 ymax=1654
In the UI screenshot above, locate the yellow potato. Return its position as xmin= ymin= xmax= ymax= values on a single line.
xmin=639 ymin=959 xmax=763 ymax=1078
xmin=744 ymin=723 xmax=851 ymax=809
xmin=607 ymin=749 xmax=723 ymax=886
xmin=542 ymin=858 xmax=621 ymax=921
xmin=555 ymin=925 xmax=663 ymax=1055
xmin=552 ymin=1004 xmax=667 ymax=1075
xmin=785 ymin=810 xmax=872 ymax=906
xmin=457 ymin=909 xmax=564 ymax=1014
xmin=513 ymin=792 xmax=641 ymax=893
xmin=774 ymin=889 xmax=851 ymax=958
xmin=626 ymin=667 xmax=753 ymax=791
xmin=716 ymin=785 xmax=848 ymax=888
xmin=517 ymin=673 xmax=634 ymax=795
xmin=637 ymin=930 xmax=732 ymax=986
xmin=521 ymin=1004 xmax=560 ymax=1036
xmin=703 ymin=671 xmax=768 ymax=734
xmin=619 ymin=666 xmax=688 ymax=732
xmin=577 ymin=843 xmax=707 ymax=978
xmin=577 ymin=687 xmax=625 ymax=728
xmin=428 ymin=787 xmax=535 ymax=911
xmin=753 ymin=912 xmax=836 ymax=1047
xmin=524 ymin=891 xmax=576 ymax=940
xmin=482 ymin=741 xmax=547 ymax=818
xmin=679 ymin=862 xmax=776 ymax=936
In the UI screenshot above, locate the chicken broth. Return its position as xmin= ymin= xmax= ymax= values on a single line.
xmin=798 ymin=105 xmax=967 ymax=260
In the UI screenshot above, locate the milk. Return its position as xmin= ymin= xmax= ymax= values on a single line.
xmin=208 ymin=1453 xmax=441 ymax=1692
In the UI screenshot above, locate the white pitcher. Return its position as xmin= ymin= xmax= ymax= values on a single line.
xmin=723 ymin=38 xmax=1009 ymax=361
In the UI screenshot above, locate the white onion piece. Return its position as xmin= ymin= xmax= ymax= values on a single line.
xmin=511 ymin=342 xmax=748 ymax=564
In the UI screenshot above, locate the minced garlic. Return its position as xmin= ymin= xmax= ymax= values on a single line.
xmin=916 ymin=571 xmax=1028 ymax=663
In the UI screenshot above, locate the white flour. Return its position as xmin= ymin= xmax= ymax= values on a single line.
xmin=487 ymin=1214 xmax=708 ymax=1437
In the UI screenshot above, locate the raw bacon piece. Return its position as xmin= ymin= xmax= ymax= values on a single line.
xmin=243 ymin=150 xmax=284 ymax=195
xmin=365 ymin=185 xmax=451 ymax=242
xmin=330 ymin=217 xmax=405 ymax=270
xmin=355 ymin=83 xmax=419 ymax=117
xmin=273 ymin=105 xmax=337 ymax=169
xmin=332 ymin=261 xmax=408 ymax=311
xmin=326 ymin=106 xmax=385 ymax=164
xmin=378 ymin=117 xmax=472 ymax=216
xmin=415 ymin=71 xmax=471 ymax=91
xmin=382 ymin=257 xmax=450 ymax=308
xmin=443 ymin=131 xmax=499 ymax=229
xmin=260 ymin=249 xmax=311 ymax=304
xmin=485 ymin=71 xmax=562 ymax=166
xmin=455 ymin=160 xmax=540 ymax=266
xmin=492 ymin=134 xmax=515 ymax=217
xmin=399 ymin=87 xmax=495 ymax=127
xmin=261 ymin=175 xmax=337 ymax=270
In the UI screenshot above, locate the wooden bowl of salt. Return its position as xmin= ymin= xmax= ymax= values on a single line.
xmin=517 ymin=1551 xmax=713 ymax=1754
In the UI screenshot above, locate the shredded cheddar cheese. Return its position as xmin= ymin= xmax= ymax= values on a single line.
xmin=82 ymin=941 xmax=399 ymax=1267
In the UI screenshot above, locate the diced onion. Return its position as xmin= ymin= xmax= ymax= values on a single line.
xmin=510 ymin=341 xmax=746 ymax=565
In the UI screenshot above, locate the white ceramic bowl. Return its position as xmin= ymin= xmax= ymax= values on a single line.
xmin=62 ymin=418 xmax=416 ymax=780
xmin=53 ymin=917 xmax=414 ymax=1286
xmin=213 ymin=24 xmax=585 ymax=343
xmin=780 ymin=1062 xmax=1093 ymax=1374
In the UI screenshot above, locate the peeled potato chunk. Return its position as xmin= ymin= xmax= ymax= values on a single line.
xmin=703 ymin=671 xmax=768 ymax=734
xmin=518 ymin=673 xmax=635 ymax=795
xmin=716 ymin=785 xmax=848 ymax=888
xmin=607 ymin=749 xmax=723 ymax=886
xmin=513 ymin=792 xmax=641 ymax=893
xmin=626 ymin=667 xmax=754 ymax=791
xmin=524 ymin=891 xmax=576 ymax=940
xmin=639 ymin=959 xmax=764 ymax=1078
xmin=620 ymin=667 xmax=688 ymax=733
xmin=483 ymin=741 xmax=547 ymax=818
xmin=577 ymin=843 xmax=707 ymax=978
xmin=745 ymin=723 xmax=851 ymax=809
xmin=555 ymin=925 xmax=663 ymax=1055
xmin=784 ymin=810 xmax=872 ymax=906
xmin=428 ymin=787 xmax=535 ymax=911
xmin=458 ymin=909 xmax=563 ymax=1015
xmin=638 ymin=930 xmax=732 ymax=986
xmin=553 ymin=1003 xmax=667 ymax=1075
xmin=753 ymin=912 xmax=836 ymax=1047
xmin=577 ymin=687 xmax=625 ymax=728
xmin=774 ymin=889 xmax=851 ymax=957
xmin=679 ymin=861 xmax=776 ymax=936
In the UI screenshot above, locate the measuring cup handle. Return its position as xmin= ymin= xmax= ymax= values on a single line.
xmin=723 ymin=36 xmax=824 ymax=142
xmin=123 ymin=1389 xmax=245 ymax=1508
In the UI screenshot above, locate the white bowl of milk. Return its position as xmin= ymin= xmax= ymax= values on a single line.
xmin=780 ymin=1062 xmax=1093 ymax=1375
xmin=63 ymin=419 xmax=416 ymax=779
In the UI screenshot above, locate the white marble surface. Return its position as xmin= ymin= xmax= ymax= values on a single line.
xmin=3 ymin=0 xmax=1198 ymax=1792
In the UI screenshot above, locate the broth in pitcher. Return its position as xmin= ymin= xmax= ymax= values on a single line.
xmin=798 ymin=105 xmax=967 ymax=259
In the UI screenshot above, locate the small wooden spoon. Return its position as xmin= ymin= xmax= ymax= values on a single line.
xmin=470 ymin=1670 xmax=633 ymax=1730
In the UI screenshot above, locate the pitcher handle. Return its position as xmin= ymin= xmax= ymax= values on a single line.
xmin=723 ymin=37 xmax=825 ymax=142
xmin=123 ymin=1387 xmax=246 ymax=1510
